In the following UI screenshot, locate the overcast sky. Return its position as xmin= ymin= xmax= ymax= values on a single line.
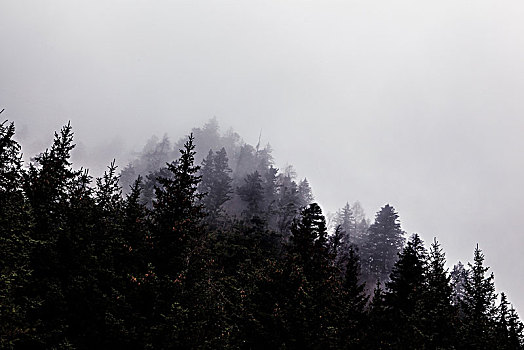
xmin=2 ymin=0 xmax=524 ymax=313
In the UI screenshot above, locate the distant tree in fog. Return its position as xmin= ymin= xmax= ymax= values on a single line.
xmin=360 ymin=204 xmax=406 ymax=287
xmin=198 ymin=147 xmax=232 ymax=217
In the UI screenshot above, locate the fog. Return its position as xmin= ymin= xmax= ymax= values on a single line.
xmin=2 ymin=0 xmax=524 ymax=313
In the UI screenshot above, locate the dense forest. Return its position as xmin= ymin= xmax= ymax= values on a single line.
xmin=1 ymin=118 xmax=523 ymax=349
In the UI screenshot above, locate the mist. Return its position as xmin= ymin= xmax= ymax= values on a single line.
xmin=2 ymin=0 xmax=524 ymax=328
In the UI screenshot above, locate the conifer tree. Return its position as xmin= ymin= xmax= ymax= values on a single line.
xmin=383 ymin=234 xmax=427 ymax=349
xmin=360 ymin=204 xmax=405 ymax=287
xmin=281 ymin=203 xmax=332 ymax=348
xmin=262 ymin=166 xmax=278 ymax=227
xmin=198 ymin=147 xmax=232 ymax=217
xmin=0 ymin=121 xmax=34 ymax=346
xmin=151 ymin=133 xmax=204 ymax=274
xmin=276 ymin=173 xmax=300 ymax=234
xmin=507 ymin=305 xmax=524 ymax=349
xmin=421 ymin=238 xmax=457 ymax=348
xmin=329 ymin=225 xmax=346 ymax=268
xmin=366 ymin=281 xmax=388 ymax=349
xmin=460 ymin=245 xmax=498 ymax=349
xmin=333 ymin=202 xmax=356 ymax=258
xmin=338 ymin=245 xmax=368 ymax=349
xmin=238 ymin=170 xmax=264 ymax=216
xmin=22 ymin=122 xmax=82 ymax=347
xmin=297 ymin=177 xmax=314 ymax=208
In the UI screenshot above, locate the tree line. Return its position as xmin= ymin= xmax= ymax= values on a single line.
xmin=1 ymin=120 xmax=523 ymax=349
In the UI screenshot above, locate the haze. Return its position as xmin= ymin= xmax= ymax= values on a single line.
xmin=2 ymin=0 xmax=524 ymax=313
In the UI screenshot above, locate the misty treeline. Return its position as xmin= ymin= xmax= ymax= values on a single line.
xmin=1 ymin=119 xmax=523 ymax=350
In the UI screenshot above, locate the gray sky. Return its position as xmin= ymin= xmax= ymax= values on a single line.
xmin=2 ymin=0 xmax=524 ymax=313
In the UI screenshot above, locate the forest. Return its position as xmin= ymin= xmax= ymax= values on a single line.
xmin=1 ymin=118 xmax=523 ymax=349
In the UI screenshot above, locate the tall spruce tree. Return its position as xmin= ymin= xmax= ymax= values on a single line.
xmin=297 ymin=177 xmax=314 ymax=208
xmin=421 ymin=238 xmax=456 ymax=348
xmin=460 ymin=245 xmax=498 ymax=349
xmin=282 ymin=203 xmax=332 ymax=348
xmin=338 ymin=245 xmax=368 ymax=349
xmin=198 ymin=147 xmax=232 ymax=217
xmin=151 ymin=133 xmax=204 ymax=274
xmin=22 ymin=122 xmax=82 ymax=347
xmin=383 ymin=234 xmax=427 ymax=349
xmin=0 ymin=121 xmax=34 ymax=347
xmin=507 ymin=305 xmax=524 ymax=349
xmin=238 ymin=170 xmax=264 ymax=217
xmin=360 ymin=204 xmax=405 ymax=287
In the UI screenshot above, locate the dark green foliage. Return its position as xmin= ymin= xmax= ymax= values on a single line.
xmin=1 ymin=120 xmax=522 ymax=349
xmin=383 ymin=234 xmax=427 ymax=349
xmin=198 ymin=148 xmax=232 ymax=218
xmin=459 ymin=245 xmax=498 ymax=349
xmin=360 ymin=204 xmax=406 ymax=287
xmin=297 ymin=177 xmax=314 ymax=207
xmin=420 ymin=238 xmax=457 ymax=348
xmin=338 ymin=245 xmax=368 ymax=349
xmin=507 ymin=305 xmax=524 ymax=349
xmin=0 ymin=121 xmax=34 ymax=347
xmin=333 ymin=202 xmax=356 ymax=247
xmin=238 ymin=170 xmax=264 ymax=216
xmin=276 ymin=172 xmax=301 ymax=234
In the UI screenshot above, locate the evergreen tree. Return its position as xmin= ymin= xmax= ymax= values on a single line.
xmin=338 ymin=245 xmax=368 ymax=349
xmin=276 ymin=173 xmax=300 ymax=234
xmin=352 ymin=201 xmax=369 ymax=246
xmin=460 ymin=245 xmax=498 ymax=349
xmin=360 ymin=204 xmax=405 ymax=287
xmin=497 ymin=293 xmax=512 ymax=349
xmin=198 ymin=147 xmax=232 ymax=217
xmin=150 ymin=133 xmax=204 ymax=274
xmin=22 ymin=122 xmax=82 ymax=347
xmin=333 ymin=202 xmax=356 ymax=254
xmin=297 ymin=177 xmax=314 ymax=208
xmin=507 ymin=305 xmax=524 ymax=349
xmin=383 ymin=234 xmax=427 ymax=349
xmin=261 ymin=166 xmax=279 ymax=228
xmin=451 ymin=261 xmax=469 ymax=307
xmin=281 ymin=203 xmax=333 ymax=348
xmin=148 ymin=134 xmax=209 ymax=348
xmin=420 ymin=238 xmax=457 ymax=348
xmin=0 ymin=121 xmax=34 ymax=347
xmin=238 ymin=171 xmax=264 ymax=217
xmin=329 ymin=225 xmax=346 ymax=268
xmin=366 ymin=281 xmax=388 ymax=349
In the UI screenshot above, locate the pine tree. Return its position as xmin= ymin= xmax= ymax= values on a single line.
xmin=282 ymin=203 xmax=332 ymax=348
xmin=360 ymin=204 xmax=405 ymax=287
xmin=460 ymin=245 xmax=498 ymax=349
xmin=262 ymin=166 xmax=278 ymax=228
xmin=497 ymin=293 xmax=512 ymax=349
xmin=198 ymin=147 xmax=232 ymax=217
xmin=238 ymin=171 xmax=264 ymax=217
xmin=494 ymin=292 xmax=524 ymax=349
xmin=420 ymin=238 xmax=457 ymax=348
xmin=276 ymin=173 xmax=300 ymax=234
xmin=338 ymin=245 xmax=368 ymax=349
xmin=451 ymin=261 xmax=468 ymax=307
xmin=366 ymin=281 xmax=388 ymax=349
xmin=352 ymin=201 xmax=369 ymax=246
xmin=333 ymin=202 xmax=356 ymax=256
xmin=147 ymin=134 xmax=209 ymax=348
xmin=22 ymin=122 xmax=83 ymax=347
xmin=383 ymin=234 xmax=427 ymax=349
xmin=329 ymin=225 xmax=346 ymax=268
xmin=151 ymin=133 xmax=204 ymax=274
xmin=507 ymin=305 xmax=524 ymax=349
xmin=297 ymin=177 xmax=314 ymax=208
xmin=0 ymin=121 xmax=34 ymax=347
